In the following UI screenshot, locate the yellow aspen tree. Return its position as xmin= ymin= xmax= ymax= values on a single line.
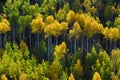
xmin=54 ymin=42 xmax=67 ymax=60
xmin=0 ymin=18 xmax=11 ymax=33
xmin=69 ymin=73 xmax=75 ymax=80
xmin=49 ymin=61 xmax=59 ymax=80
xmin=66 ymin=10 xmax=76 ymax=23
xmin=1 ymin=74 xmax=8 ymax=80
xmin=92 ymin=72 xmax=101 ymax=80
xmin=75 ymin=59 xmax=83 ymax=77
xmin=30 ymin=13 xmax=45 ymax=33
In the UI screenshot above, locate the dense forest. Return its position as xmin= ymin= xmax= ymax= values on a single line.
xmin=0 ymin=0 xmax=120 ymax=80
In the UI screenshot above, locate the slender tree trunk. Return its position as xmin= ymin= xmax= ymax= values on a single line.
xmin=70 ymin=37 xmax=73 ymax=54
xmin=86 ymin=37 xmax=89 ymax=52
xmin=114 ymin=41 xmax=117 ymax=49
xmin=110 ymin=40 xmax=112 ymax=53
xmin=0 ymin=34 xmax=2 ymax=48
xmin=63 ymin=33 xmax=65 ymax=41
xmin=74 ymin=37 xmax=77 ymax=53
xmin=81 ymin=34 xmax=84 ymax=53
xmin=55 ymin=36 xmax=58 ymax=45
xmin=117 ymin=39 xmax=120 ymax=47
xmin=3 ymin=33 xmax=7 ymax=46
xmin=69 ymin=23 xmax=73 ymax=54
xmin=47 ymin=36 xmax=52 ymax=60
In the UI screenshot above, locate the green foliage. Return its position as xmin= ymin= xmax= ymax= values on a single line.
xmin=60 ymin=71 xmax=68 ymax=80
xmin=40 ymin=0 xmax=57 ymax=16
xmin=84 ymin=47 xmax=98 ymax=79
xmin=55 ymin=3 xmax=70 ymax=22
xmin=0 ymin=42 xmax=34 ymax=79
xmin=72 ymin=0 xmax=82 ymax=12
xmin=114 ymin=16 xmax=120 ymax=27
xmin=117 ymin=69 xmax=120 ymax=79
xmin=18 ymin=15 xmax=32 ymax=33
xmin=4 ymin=0 xmax=40 ymax=33
xmin=92 ymin=50 xmax=113 ymax=80
xmin=3 ymin=0 xmax=20 ymax=25
xmin=104 ymin=5 xmax=117 ymax=21
xmin=37 ymin=40 xmax=47 ymax=61
xmin=0 ymin=15 xmax=3 ymax=22
xmin=111 ymin=49 xmax=120 ymax=79
xmin=22 ymin=2 xmax=40 ymax=16
xmin=1 ymin=0 xmax=120 ymax=80
xmin=83 ymin=0 xmax=97 ymax=16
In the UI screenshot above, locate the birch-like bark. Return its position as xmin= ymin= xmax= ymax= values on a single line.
xmin=0 ymin=34 xmax=2 ymax=48
xmin=47 ymin=36 xmax=52 ymax=60
xmin=70 ymin=37 xmax=73 ymax=54
xmin=86 ymin=37 xmax=89 ymax=52
xmin=74 ymin=37 xmax=77 ymax=53
xmin=63 ymin=33 xmax=65 ymax=41
xmin=55 ymin=36 xmax=58 ymax=45
xmin=110 ymin=40 xmax=112 ymax=53
xmin=114 ymin=41 xmax=117 ymax=49
xmin=3 ymin=33 xmax=7 ymax=47
xmin=81 ymin=34 xmax=84 ymax=53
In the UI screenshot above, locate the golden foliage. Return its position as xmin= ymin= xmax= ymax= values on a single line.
xmin=61 ymin=21 xmax=68 ymax=31
xmin=76 ymin=13 xmax=103 ymax=37
xmin=102 ymin=27 xmax=120 ymax=41
xmin=45 ymin=15 xmax=55 ymax=24
xmin=73 ymin=21 xmax=82 ymax=39
xmin=20 ymin=40 xmax=28 ymax=53
xmin=83 ymin=18 xmax=100 ymax=37
xmin=111 ymin=49 xmax=120 ymax=69
xmin=109 ymin=27 xmax=120 ymax=41
xmin=49 ymin=61 xmax=59 ymax=80
xmin=0 ymin=18 xmax=11 ymax=33
xmin=69 ymin=21 xmax=82 ymax=39
xmin=102 ymin=27 xmax=110 ymax=39
xmin=95 ymin=59 xmax=101 ymax=68
xmin=19 ymin=72 xmax=28 ymax=80
xmin=75 ymin=59 xmax=83 ymax=76
xmin=69 ymin=30 xmax=75 ymax=37
xmin=1 ymin=74 xmax=8 ymax=80
xmin=76 ymin=13 xmax=86 ymax=25
xmin=54 ymin=42 xmax=67 ymax=60
xmin=44 ymin=20 xmax=61 ymax=37
xmin=30 ymin=13 xmax=45 ymax=33
xmin=92 ymin=72 xmax=101 ymax=80
xmin=69 ymin=73 xmax=75 ymax=80
xmin=66 ymin=10 xmax=76 ymax=23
